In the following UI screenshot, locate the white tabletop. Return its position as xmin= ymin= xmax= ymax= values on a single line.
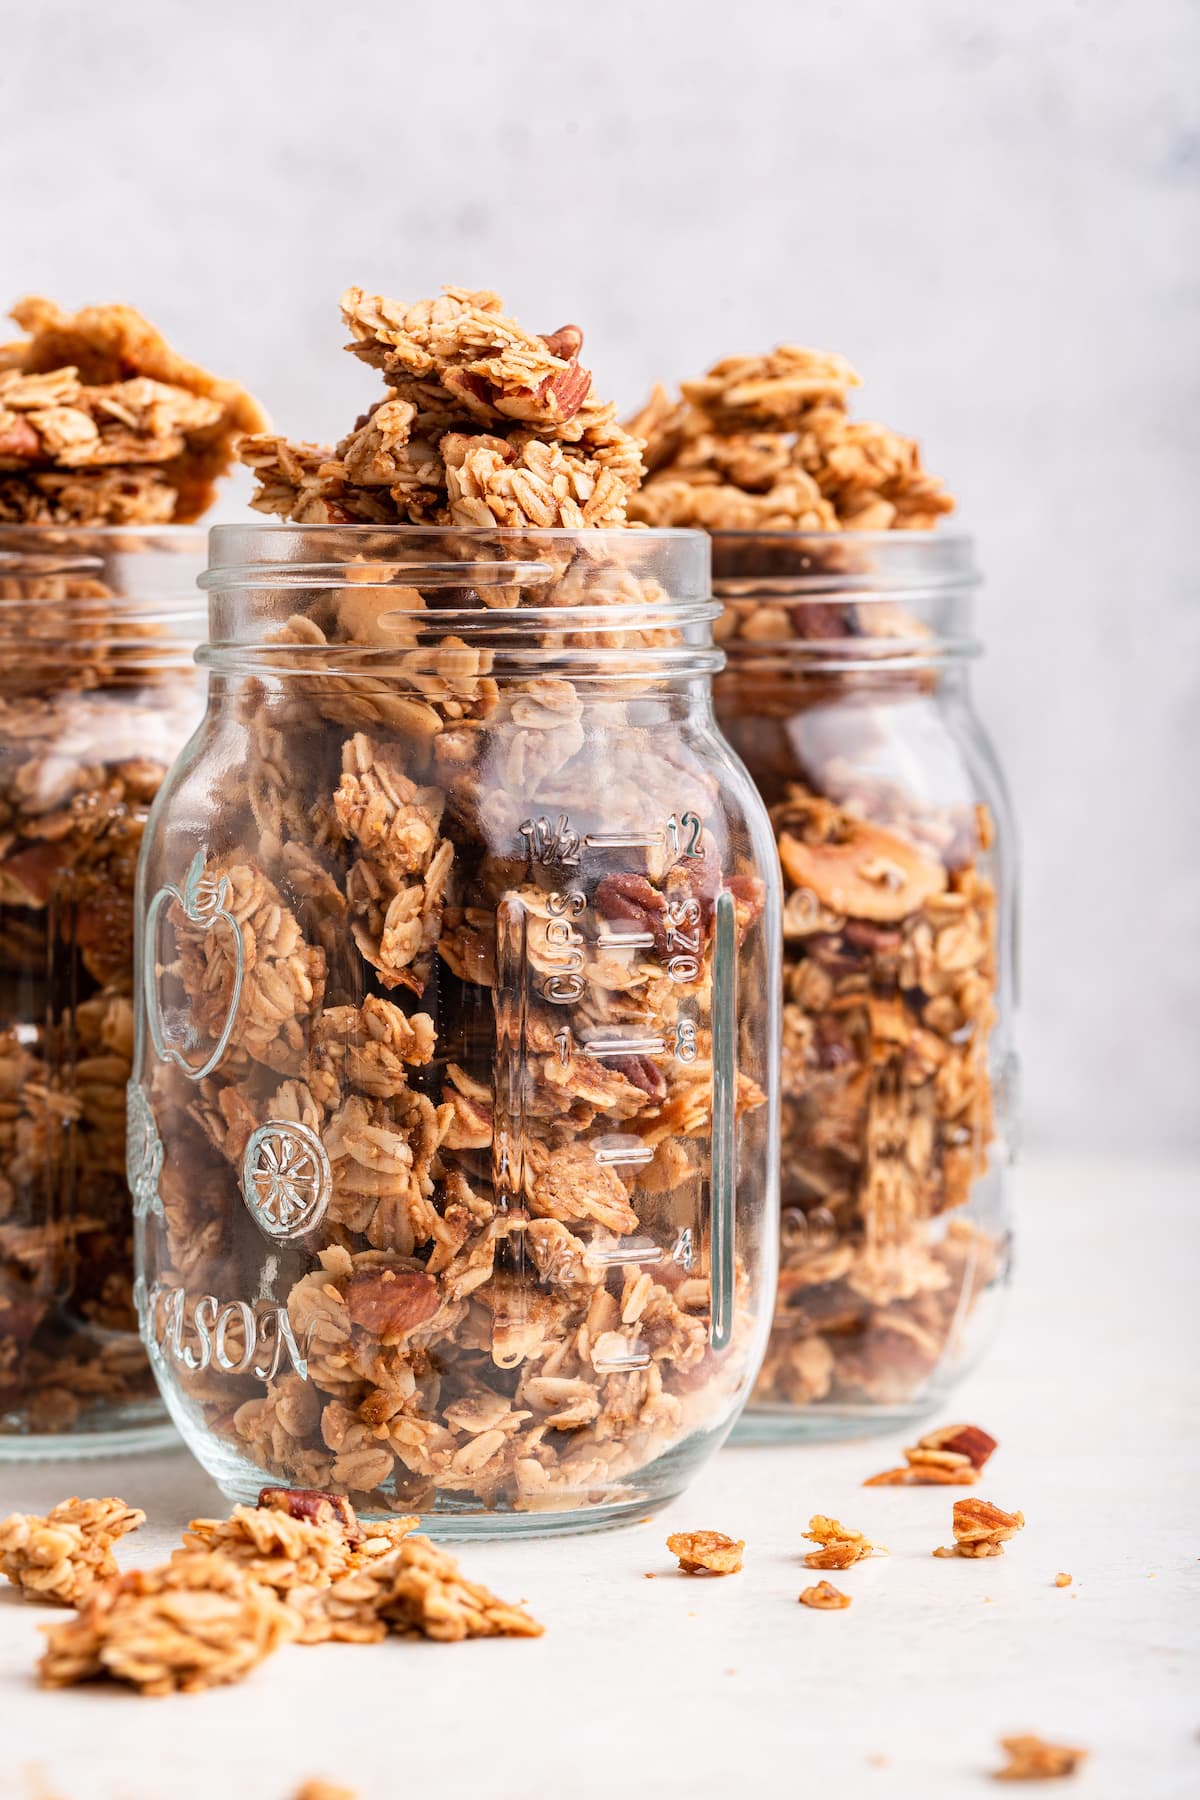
xmin=0 ymin=1154 xmax=1196 ymax=1800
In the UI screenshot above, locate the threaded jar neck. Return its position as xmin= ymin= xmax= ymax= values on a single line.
xmin=197 ymin=524 xmax=723 ymax=680
xmin=0 ymin=526 xmax=206 ymax=679
xmin=712 ymin=530 xmax=981 ymax=670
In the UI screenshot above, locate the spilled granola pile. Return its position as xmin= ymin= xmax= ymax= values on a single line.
xmin=35 ymin=1486 xmax=541 ymax=1695
xmin=0 ymin=298 xmax=264 ymax=1437
xmin=628 ymin=346 xmax=1003 ymax=1419
xmin=133 ymin=286 xmax=770 ymax=1517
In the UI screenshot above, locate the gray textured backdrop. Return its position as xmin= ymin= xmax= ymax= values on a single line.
xmin=4 ymin=0 xmax=1197 ymax=1149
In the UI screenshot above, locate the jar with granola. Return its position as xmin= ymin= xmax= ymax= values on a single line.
xmin=0 ymin=526 xmax=206 ymax=1449
xmin=131 ymin=522 xmax=780 ymax=1532
xmin=710 ymin=531 xmax=1016 ymax=1436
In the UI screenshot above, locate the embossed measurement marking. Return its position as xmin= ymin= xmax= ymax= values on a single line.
xmin=591 ymin=1136 xmax=655 ymax=1169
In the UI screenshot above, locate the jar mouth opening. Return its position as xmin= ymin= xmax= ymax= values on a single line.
xmin=201 ymin=523 xmax=710 ymax=596
xmin=710 ymin=528 xmax=979 ymax=597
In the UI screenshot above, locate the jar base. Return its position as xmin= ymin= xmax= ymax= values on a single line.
xmin=732 ymin=1396 xmax=944 ymax=1445
xmin=0 ymin=1406 xmax=177 ymax=1462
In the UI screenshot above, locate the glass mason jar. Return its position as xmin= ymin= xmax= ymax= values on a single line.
xmin=131 ymin=525 xmax=780 ymax=1533
xmin=0 ymin=526 xmax=205 ymax=1452
xmin=710 ymin=532 xmax=1016 ymax=1439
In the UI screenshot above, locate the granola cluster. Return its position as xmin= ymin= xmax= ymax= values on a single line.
xmin=0 ymin=1495 xmax=144 ymax=1605
xmin=626 ymin=345 xmax=952 ymax=540
xmin=243 ymin=286 xmax=642 ymax=530
xmin=0 ymin=300 xmax=263 ymax=1437
xmin=0 ymin=297 xmax=265 ymax=524
xmin=134 ymin=287 xmax=770 ymax=1518
xmin=37 ymin=1486 xmax=541 ymax=1695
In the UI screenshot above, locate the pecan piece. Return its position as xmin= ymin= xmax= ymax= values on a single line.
xmin=667 ymin=1530 xmax=744 ymax=1575
xmin=934 ymin=1498 xmax=1025 ymax=1559
xmin=344 ymin=1270 xmax=441 ymax=1341
xmin=257 ymin=1487 xmax=363 ymax=1544
xmin=914 ymin=1422 xmax=997 ymax=1470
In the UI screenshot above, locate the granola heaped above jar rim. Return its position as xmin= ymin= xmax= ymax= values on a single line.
xmin=240 ymin=285 xmax=644 ymax=530
xmin=625 ymin=344 xmax=953 ymax=533
xmin=0 ymin=295 xmax=267 ymax=524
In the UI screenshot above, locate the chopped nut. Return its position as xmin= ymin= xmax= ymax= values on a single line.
xmin=667 ymin=1530 xmax=745 ymax=1576
xmin=0 ymin=1497 xmax=145 ymax=1605
xmin=912 ymin=1422 xmax=998 ymax=1470
xmin=798 ymin=1580 xmax=851 ymax=1609
xmin=935 ymin=1498 xmax=1025 ymax=1560
xmin=802 ymin=1515 xmax=882 ymax=1570
xmin=991 ymin=1735 xmax=1088 ymax=1781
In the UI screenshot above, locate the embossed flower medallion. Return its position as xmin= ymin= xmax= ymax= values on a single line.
xmin=126 ymin=1082 xmax=165 ymax=1221
xmin=241 ymin=1119 xmax=331 ymax=1243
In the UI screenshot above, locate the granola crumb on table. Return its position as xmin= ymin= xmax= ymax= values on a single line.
xmin=0 ymin=1496 xmax=145 ymax=1605
xmin=865 ymin=1422 xmax=998 ymax=1486
xmin=991 ymin=1734 xmax=1088 ymax=1781
xmin=798 ymin=1579 xmax=851 ymax=1609
xmin=802 ymin=1514 xmax=883 ymax=1570
xmin=1054 ymin=1572 xmax=1072 ymax=1588
xmin=933 ymin=1498 xmax=1025 ymax=1560
xmin=667 ymin=1530 xmax=745 ymax=1576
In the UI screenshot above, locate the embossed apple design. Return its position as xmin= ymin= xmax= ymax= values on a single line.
xmin=143 ymin=850 xmax=244 ymax=1082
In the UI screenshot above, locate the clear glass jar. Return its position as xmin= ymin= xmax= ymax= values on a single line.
xmin=710 ymin=532 xmax=1016 ymax=1438
xmin=0 ymin=526 xmax=205 ymax=1452
xmin=131 ymin=525 xmax=780 ymax=1532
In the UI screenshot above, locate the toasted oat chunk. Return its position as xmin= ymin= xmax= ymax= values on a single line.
xmin=0 ymin=1497 xmax=145 ymax=1606
xmin=934 ymin=1498 xmax=1025 ymax=1560
xmin=1 ymin=296 xmax=266 ymax=520
xmin=1054 ymin=1572 xmax=1072 ymax=1588
xmin=802 ymin=1515 xmax=882 ymax=1570
xmin=991 ymin=1734 xmax=1088 ymax=1781
xmin=293 ymin=1784 xmax=357 ymax=1800
xmin=798 ymin=1580 xmax=851 ymax=1610
xmin=667 ymin=1530 xmax=745 ymax=1575
xmin=865 ymin=1423 xmax=995 ymax=1486
xmin=296 ymin=1532 xmax=543 ymax=1644
xmin=38 ymin=1552 xmax=296 ymax=1694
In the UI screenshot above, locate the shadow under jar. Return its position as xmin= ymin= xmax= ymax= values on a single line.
xmin=711 ymin=532 xmax=1017 ymax=1440
xmin=0 ymin=525 xmax=205 ymax=1453
xmin=131 ymin=525 xmax=780 ymax=1534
